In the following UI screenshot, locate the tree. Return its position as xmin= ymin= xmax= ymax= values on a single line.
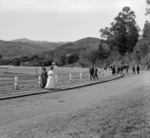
xmin=78 ymin=59 xmax=89 ymax=67
xmin=146 ymin=0 xmax=150 ymax=15
xmin=12 ymin=58 xmax=20 ymax=66
xmin=66 ymin=53 xmax=79 ymax=65
xmin=134 ymin=39 xmax=150 ymax=62
xmin=100 ymin=6 xmax=139 ymax=55
xmin=98 ymin=40 xmax=110 ymax=59
xmin=56 ymin=53 xmax=66 ymax=66
xmin=44 ymin=50 xmax=54 ymax=61
xmin=30 ymin=55 xmax=39 ymax=61
xmin=143 ymin=20 xmax=150 ymax=39
xmin=20 ymin=56 xmax=29 ymax=62
xmin=81 ymin=49 xmax=99 ymax=65
xmin=99 ymin=27 xmax=115 ymax=50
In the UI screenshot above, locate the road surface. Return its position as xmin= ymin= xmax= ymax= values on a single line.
xmin=0 ymin=71 xmax=150 ymax=137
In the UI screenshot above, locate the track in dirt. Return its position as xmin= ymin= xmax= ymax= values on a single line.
xmin=0 ymin=72 xmax=149 ymax=138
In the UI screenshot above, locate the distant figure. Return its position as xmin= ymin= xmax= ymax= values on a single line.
xmin=89 ymin=66 xmax=94 ymax=80
xmin=40 ymin=67 xmax=48 ymax=88
xmin=136 ymin=65 xmax=140 ymax=74
xmin=112 ymin=66 xmax=116 ymax=75
xmin=94 ymin=66 xmax=98 ymax=80
xmin=125 ymin=65 xmax=129 ymax=73
xmin=132 ymin=65 xmax=136 ymax=75
xmin=45 ymin=66 xmax=55 ymax=89
xmin=117 ymin=67 xmax=120 ymax=74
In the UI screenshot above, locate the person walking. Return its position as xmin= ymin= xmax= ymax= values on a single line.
xmin=45 ymin=66 xmax=55 ymax=89
xmin=112 ymin=66 xmax=116 ymax=75
xmin=40 ymin=67 xmax=48 ymax=88
xmin=94 ymin=66 xmax=98 ymax=80
xmin=89 ymin=66 xmax=94 ymax=80
xmin=89 ymin=66 xmax=92 ymax=80
xmin=132 ymin=65 xmax=136 ymax=75
xmin=136 ymin=65 xmax=140 ymax=74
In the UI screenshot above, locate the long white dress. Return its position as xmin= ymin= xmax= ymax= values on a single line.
xmin=45 ymin=70 xmax=55 ymax=89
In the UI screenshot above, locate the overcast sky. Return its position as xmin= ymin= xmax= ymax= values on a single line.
xmin=0 ymin=0 xmax=149 ymax=42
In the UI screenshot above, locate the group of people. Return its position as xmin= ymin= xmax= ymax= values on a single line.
xmin=89 ymin=66 xmax=99 ymax=80
xmin=40 ymin=66 xmax=55 ymax=89
xmin=132 ymin=65 xmax=140 ymax=75
xmin=40 ymin=64 xmax=140 ymax=89
xmin=110 ymin=65 xmax=129 ymax=75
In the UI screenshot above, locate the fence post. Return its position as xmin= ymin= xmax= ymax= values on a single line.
xmin=80 ymin=73 xmax=82 ymax=81
xmin=69 ymin=74 xmax=72 ymax=83
xmin=14 ymin=76 xmax=18 ymax=90
xmin=55 ymin=75 xmax=58 ymax=85
xmin=38 ymin=75 xmax=41 ymax=87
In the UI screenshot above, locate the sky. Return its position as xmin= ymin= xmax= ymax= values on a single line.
xmin=0 ymin=0 xmax=149 ymax=42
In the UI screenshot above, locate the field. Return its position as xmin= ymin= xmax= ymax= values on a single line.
xmin=0 ymin=66 xmax=113 ymax=97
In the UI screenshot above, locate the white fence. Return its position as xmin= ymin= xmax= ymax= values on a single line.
xmin=0 ymin=70 xmax=112 ymax=91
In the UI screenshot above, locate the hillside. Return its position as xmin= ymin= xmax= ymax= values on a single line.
xmin=0 ymin=37 xmax=100 ymax=58
xmin=0 ymin=39 xmax=63 ymax=58
xmin=54 ymin=37 xmax=101 ymax=56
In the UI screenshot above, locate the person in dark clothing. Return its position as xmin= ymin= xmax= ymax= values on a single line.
xmin=40 ymin=67 xmax=48 ymax=88
xmin=112 ymin=66 xmax=116 ymax=75
xmin=124 ymin=65 xmax=129 ymax=73
xmin=120 ymin=67 xmax=123 ymax=74
xmin=136 ymin=65 xmax=140 ymax=74
xmin=89 ymin=66 xmax=94 ymax=80
xmin=132 ymin=65 xmax=136 ymax=75
xmin=94 ymin=66 xmax=98 ymax=80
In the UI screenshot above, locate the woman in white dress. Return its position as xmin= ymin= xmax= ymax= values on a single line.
xmin=45 ymin=66 xmax=55 ymax=89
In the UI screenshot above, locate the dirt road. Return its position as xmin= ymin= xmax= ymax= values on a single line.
xmin=0 ymin=72 xmax=150 ymax=138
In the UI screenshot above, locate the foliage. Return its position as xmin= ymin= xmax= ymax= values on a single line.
xmin=30 ymin=55 xmax=39 ymax=61
xmin=143 ymin=21 xmax=150 ymax=39
xmin=0 ymin=54 xmax=2 ymax=59
xmin=134 ymin=39 xmax=150 ymax=62
xmin=78 ymin=59 xmax=89 ymax=67
xmin=19 ymin=56 xmax=29 ymax=62
xmin=66 ymin=53 xmax=79 ymax=65
xmin=81 ymin=49 xmax=99 ymax=65
xmin=55 ymin=53 xmax=66 ymax=66
xmin=98 ymin=40 xmax=111 ymax=59
xmin=145 ymin=53 xmax=150 ymax=65
xmin=12 ymin=58 xmax=20 ymax=66
xmin=100 ymin=6 xmax=139 ymax=55
xmin=146 ymin=0 xmax=150 ymax=15
xmin=37 ymin=59 xmax=53 ymax=67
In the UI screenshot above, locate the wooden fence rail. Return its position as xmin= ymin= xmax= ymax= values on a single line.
xmin=0 ymin=70 xmax=112 ymax=91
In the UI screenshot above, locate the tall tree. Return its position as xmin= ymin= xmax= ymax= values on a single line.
xmin=143 ymin=20 xmax=150 ymax=39
xmin=56 ymin=52 xmax=66 ymax=66
xmin=100 ymin=6 xmax=139 ymax=55
xmin=12 ymin=58 xmax=20 ymax=66
xmin=146 ymin=0 xmax=150 ymax=15
xmin=98 ymin=40 xmax=110 ymax=59
xmin=81 ymin=50 xmax=99 ymax=65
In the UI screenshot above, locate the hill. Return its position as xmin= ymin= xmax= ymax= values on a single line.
xmin=0 ymin=38 xmax=63 ymax=58
xmin=0 ymin=37 xmax=100 ymax=58
xmin=54 ymin=37 xmax=101 ymax=56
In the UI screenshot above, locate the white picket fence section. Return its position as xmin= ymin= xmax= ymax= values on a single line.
xmin=0 ymin=70 xmax=112 ymax=91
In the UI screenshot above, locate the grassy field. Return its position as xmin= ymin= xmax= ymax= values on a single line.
xmin=0 ymin=66 xmax=114 ymax=96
